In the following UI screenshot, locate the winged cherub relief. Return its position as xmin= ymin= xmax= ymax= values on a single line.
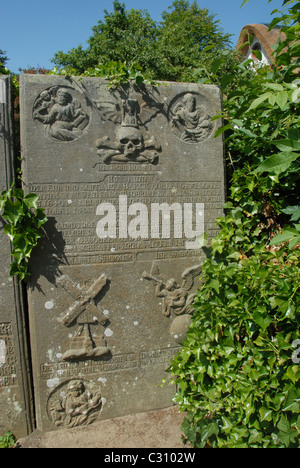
xmin=33 ymin=86 xmax=89 ymax=141
xmin=142 ymin=264 xmax=202 ymax=343
xmin=95 ymin=93 xmax=162 ymax=164
xmin=169 ymin=92 xmax=214 ymax=143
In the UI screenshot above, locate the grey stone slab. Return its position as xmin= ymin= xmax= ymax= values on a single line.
xmin=0 ymin=76 xmax=34 ymax=438
xmin=20 ymin=75 xmax=225 ymax=432
xmin=19 ymin=406 xmax=185 ymax=448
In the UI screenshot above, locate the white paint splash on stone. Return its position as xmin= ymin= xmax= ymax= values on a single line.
xmin=0 ymin=340 xmax=6 ymax=367
xmin=98 ymin=377 xmax=107 ymax=385
xmin=45 ymin=301 xmax=54 ymax=310
xmin=13 ymin=401 xmax=22 ymax=413
xmin=47 ymin=377 xmax=60 ymax=388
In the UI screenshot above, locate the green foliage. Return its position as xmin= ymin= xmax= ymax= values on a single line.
xmin=52 ymin=1 xmax=159 ymax=76
xmin=154 ymin=0 xmax=233 ymax=82
xmin=0 ymin=62 xmax=20 ymax=98
xmin=51 ymin=0 xmax=236 ymax=83
xmin=0 ymin=431 xmax=16 ymax=449
xmin=167 ymin=0 xmax=300 ymax=448
xmin=0 ymin=61 xmax=10 ymax=76
xmin=169 ymin=215 xmax=300 ymax=447
xmin=51 ymin=60 xmax=155 ymax=89
xmin=0 ymin=184 xmax=48 ymax=282
xmin=0 ymin=49 xmax=8 ymax=67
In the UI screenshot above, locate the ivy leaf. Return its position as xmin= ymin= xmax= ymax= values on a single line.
xmin=248 ymin=429 xmax=263 ymax=444
xmin=13 ymin=234 xmax=27 ymax=253
xmin=259 ymin=407 xmax=273 ymax=422
xmin=3 ymin=224 xmax=13 ymax=241
xmin=209 ymin=279 xmax=220 ymax=293
xmin=253 ymin=310 xmax=273 ymax=331
xmin=282 ymin=389 xmax=300 ymax=413
xmin=277 ymin=416 xmax=298 ymax=447
xmin=200 ymin=421 xmax=219 ymax=444
xmin=283 ymin=366 xmax=299 ymax=384
xmin=13 ymin=188 xmax=25 ymax=200
xmin=3 ymin=199 xmax=22 ymax=225
xmin=23 ymin=193 xmax=40 ymax=210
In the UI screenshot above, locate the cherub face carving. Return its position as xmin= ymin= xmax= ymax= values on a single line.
xmin=116 ymin=126 xmax=144 ymax=157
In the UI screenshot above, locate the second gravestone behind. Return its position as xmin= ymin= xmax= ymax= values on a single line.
xmin=0 ymin=76 xmax=34 ymax=438
xmin=20 ymin=75 xmax=225 ymax=431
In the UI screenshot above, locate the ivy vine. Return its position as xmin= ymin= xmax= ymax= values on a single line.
xmin=167 ymin=0 xmax=300 ymax=448
xmin=0 ymin=183 xmax=48 ymax=282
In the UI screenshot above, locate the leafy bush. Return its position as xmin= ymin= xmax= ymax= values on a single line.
xmin=51 ymin=0 xmax=237 ymax=83
xmin=0 ymin=431 xmax=16 ymax=449
xmin=167 ymin=0 xmax=300 ymax=448
xmin=0 ymin=184 xmax=48 ymax=281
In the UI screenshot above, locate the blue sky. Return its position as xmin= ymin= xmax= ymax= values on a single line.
xmin=2 ymin=0 xmax=284 ymax=74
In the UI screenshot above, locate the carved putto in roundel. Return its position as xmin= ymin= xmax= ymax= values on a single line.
xmin=169 ymin=92 xmax=214 ymax=143
xmin=33 ymin=86 xmax=89 ymax=141
xmin=48 ymin=379 xmax=103 ymax=428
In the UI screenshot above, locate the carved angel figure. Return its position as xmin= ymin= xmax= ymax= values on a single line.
xmin=49 ymin=380 xmax=102 ymax=428
xmin=142 ymin=264 xmax=202 ymax=317
xmin=171 ymin=93 xmax=213 ymax=143
xmin=33 ymin=87 xmax=89 ymax=141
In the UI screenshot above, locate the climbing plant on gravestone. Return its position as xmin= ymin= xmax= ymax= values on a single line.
xmin=0 ymin=184 xmax=48 ymax=281
xmin=167 ymin=0 xmax=300 ymax=448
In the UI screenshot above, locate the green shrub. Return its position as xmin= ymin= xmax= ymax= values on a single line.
xmin=167 ymin=0 xmax=300 ymax=448
xmin=0 ymin=432 xmax=16 ymax=449
xmin=0 ymin=184 xmax=48 ymax=281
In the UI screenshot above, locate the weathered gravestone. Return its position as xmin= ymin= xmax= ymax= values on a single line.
xmin=0 ymin=76 xmax=34 ymax=438
xmin=20 ymin=75 xmax=225 ymax=432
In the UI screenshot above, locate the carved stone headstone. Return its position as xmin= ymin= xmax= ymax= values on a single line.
xmin=20 ymin=75 xmax=225 ymax=432
xmin=0 ymin=76 xmax=34 ymax=438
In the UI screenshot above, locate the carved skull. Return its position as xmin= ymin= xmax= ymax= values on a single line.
xmin=116 ymin=126 xmax=144 ymax=158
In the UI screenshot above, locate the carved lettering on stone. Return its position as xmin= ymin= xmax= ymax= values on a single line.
xmin=48 ymin=379 xmax=103 ymax=428
xmin=33 ymin=86 xmax=89 ymax=141
xmin=20 ymin=75 xmax=225 ymax=430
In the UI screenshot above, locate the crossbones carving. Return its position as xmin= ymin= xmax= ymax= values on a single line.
xmin=96 ymin=128 xmax=161 ymax=164
xmin=95 ymin=95 xmax=162 ymax=164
